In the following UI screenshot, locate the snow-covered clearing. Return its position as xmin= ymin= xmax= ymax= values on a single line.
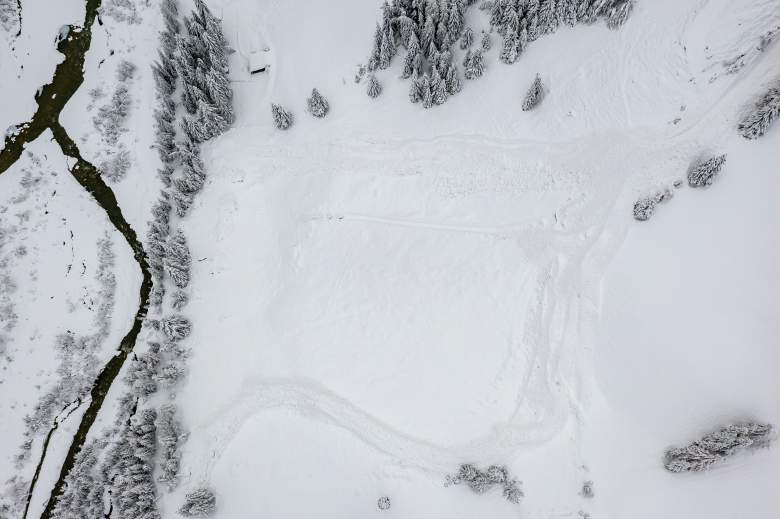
xmin=156 ymin=0 xmax=780 ymax=518
xmin=1 ymin=0 xmax=779 ymax=517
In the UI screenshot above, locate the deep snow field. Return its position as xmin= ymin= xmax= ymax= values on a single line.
xmin=1 ymin=0 xmax=780 ymax=518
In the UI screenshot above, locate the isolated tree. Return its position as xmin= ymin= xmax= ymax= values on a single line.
xmin=306 ymin=88 xmax=330 ymax=117
xmin=665 ymin=422 xmax=773 ymax=473
xmin=687 ymin=154 xmax=727 ymax=187
xmin=738 ymin=82 xmax=780 ymax=139
xmin=271 ymin=103 xmax=293 ymax=130
xmin=377 ymin=496 xmax=391 ymax=510
xmin=179 ymin=488 xmax=216 ymax=517
xmin=367 ymin=74 xmax=383 ymax=98
xmin=522 ymin=74 xmax=545 ymax=111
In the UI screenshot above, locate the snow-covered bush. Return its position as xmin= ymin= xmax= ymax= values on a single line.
xmin=116 ymin=59 xmax=137 ymax=82
xmin=522 ymin=74 xmax=545 ymax=111
xmin=271 ymin=104 xmax=294 ymax=130
xmin=446 ymin=463 xmax=523 ymax=504
xmin=367 ymin=74 xmax=383 ymax=98
xmin=179 ymin=488 xmax=217 ymax=517
xmin=307 ymin=88 xmax=330 ymax=118
xmin=738 ymin=81 xmax=780 ymax=139
xmin=0 ymin=0 xmax=20 ymax=34
xmin=99 ymin=147 xmax=131 ymax=183
xmin=687 ymin=154 xmax=727 ymax=188
xmin=161 ymin=315 xmax=192 ymax=342
xmin=377 ymin=496 xmax=391 ymax=510
xmin=664 ymin=422 xmax=773 ymax=473
xmin=581 ymin=480 xmax=594 ymax=498
xmin=633 ymin=188 xmax=672 ymax=221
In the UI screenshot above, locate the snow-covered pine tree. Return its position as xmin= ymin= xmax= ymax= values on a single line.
xmin=538 ymin=0 xmax=558 ymax=35
xmin=161 ymin=0 xmax=180 ymax=34
xmin=367 ymin=74 xmax=383 ymax=98
xmin=445 ymin=63 xmax=462 ymax=94
xmin=421 ymin=16 xmax=436 ymax=57
xmin=164 ymin=230 xmax=191 ymax=289
xmin=204 ymin=66 xmax=234 ymax=125
xmin=185 ymin=99 xmax=228 ymax=143
xmin=409 ymin=72 xmax=424 ymax=103
xmin=481 ymin=31 xmax=491 ymax=50
xmin=517 ymin=25 xmax=528 ymax=54
xmin=403 ymin=32 xmax=422 ymax=78
xmin=157 ymin=404 xmax=184 ymax=489
xmin=161 ymin=315 xmax=192 ymax=342
xmin=271 ymin=103 xmax=294 ymax=129
xmin=465 ymin=48 xmax=485 ymax=79
xmin=379 ymin=28 xmax=394 ymax=69
xmin=306 ymin=88 xmax=330 ymax=117
xmin=557 ymin=0 xmax=577 ymax=26
xmin=179 ymin=488 xmax=217 ymax=517
xmin=522 ymin=74 xmax=545 ymax=110
xmin=368 ymin=23 xmax=382 ymax=70
xmin=664 ymin=423 xmax=773 ymax=473
xmin=421 ymin=74 xmax=434 ymax=108
xmin=606 ymin=0 xmax=633 ymax=29
xmin=687 ymin=154 xmax=727 ymax=187
xmin=738 ymin=82 xmax=780 ymax=139
xmin=460 ymin=26 xmax=474 ymax=49
xmin=430 ymin=67 xmax=447 ymax=105
xmin=500 ymin=26 xmax=519 ymax=64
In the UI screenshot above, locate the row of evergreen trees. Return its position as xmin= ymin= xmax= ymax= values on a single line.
xmin=364 ymin=0 xmax=634 ymax=108
xmin=53 ymin=1 xmax=231 ymax=517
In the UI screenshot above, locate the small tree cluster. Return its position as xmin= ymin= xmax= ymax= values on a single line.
xmin=738 ymin=80 xmax=780 ymax=139
xmin=307 ymin=88 xmax=330 ymax=117
xmin=664 ymin=422 xmax=773 ymax=473
xmin=177 ymin=0 xmax=234 ymax=143
xmin=171 ymin=139 xmax=207 ymax=216
xmin=632 ymin=188 xmax=672 ymax=221
xmin=522 ymin=74 xmax=545 ymax=111
xmin=164 ymin=229 xmax=192 ymax=289
xmin=157 ymin=404 xmax=185 ymax=489
xmin=50 ymin=439 xmax=108 ymax=519
xmin=179 ymin=488 xmax=217 ymax=517
xmin=94 ymin=83 xmax=131 ymax=145
xmin=98 ymin=148 xmax=131 ymax=183
xmin=103 ymin=408 xmax=161 ymax=519
xmin=687 ymin=154 xmax=727 ymax=188
xmin=446 ymin=463 xmax=523 ymax=504
xmin=146 ymin=192 xmax=172 ymax=308
xmin=271 ymin=103 xmax=294 ymax=129
xmin=366 ymin=0 xmax=471 ymax=107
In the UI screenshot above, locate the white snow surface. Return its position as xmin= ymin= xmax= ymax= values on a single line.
xmin=162 ymin=0 xmax=780 ymax=518
xmin=1 ymin=0 xmax=779 ymax=518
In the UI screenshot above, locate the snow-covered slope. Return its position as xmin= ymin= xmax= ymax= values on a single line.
xmin=1 ymin=0 xmax=779 ymax=518
xmin=157 ymin=0 xmax=780 ymax=518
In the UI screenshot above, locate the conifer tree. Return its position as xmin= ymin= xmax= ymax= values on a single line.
xmin=431 ymin=67 xmax=448 ymax=105
xmin=522 ymin=74 xmax=545 ymax=111
xmin=409 ymin=72 xmax=424 ymax=103
xmin=403 ymin=33 xmax=422 ymax=78
xmin=271 ymin=103 xmax=294 ymax=129
xmin=421 ymin=75 xmax=434 ymax=108
xmin=460 ymin=26 xmax=474 ymax=49
xmin=465 ymin=48 xmax=485 ymax=79
xmin=367 ymin=74 xmax=383 ymax=98
xmin=164 ymin=230 xmax=191 ymax=289
xmin=481 ymin=31 xmax=492 ymax=50
xmin=306 ymin=88 xmax=330 ymax=117
xmin=179 ymin=488 xmax=217 ymax=517
xmin=738 ymin=82 xmax=780 ymax=139
xmin=538 ymin=0 xmax=558 ymax=34
xmin=500 ymin=27 xmax=519 ymax=64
